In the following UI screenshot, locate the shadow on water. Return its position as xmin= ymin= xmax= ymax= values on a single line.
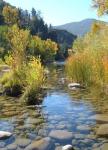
xmin=0 ymin=63 xmax=108 ymax=149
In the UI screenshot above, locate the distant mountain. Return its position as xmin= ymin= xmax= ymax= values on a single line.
xmin=54 ymin=19 xmax=101 ymax=37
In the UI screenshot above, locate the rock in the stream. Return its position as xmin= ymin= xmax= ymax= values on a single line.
xmin=25 ymin=137 xmax=53 ymax=150
xmin=62 ymin=145 xmax=74 ymax=150
xmin=49 ymin=130 xmax=73 ymax=141
xmin=15 ymin=138 xmax=31 ymax=148
xmin=96 ymin=124 xmax=108 ymax=137
xmin=0 ymin=131 xmax=12 ymax=140
xmin=7 ymin=143 xmax=17 ymax=150
xmin=68 ymin=83 xmax=84 ymax=90
xmin=90 ymin=114 xmax=108 ymax=123
xmin=77 ymin=125 xmax=91 ymax=132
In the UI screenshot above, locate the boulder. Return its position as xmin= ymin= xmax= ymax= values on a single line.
xmin=49 ymin=130 xmax=73 ymax=141
xmin=25 ymin=137 xmax=52 ymax=150
xmin=96 ymin=124 xmax=108 ymax=137
xmin=0 ymin=131 xmax=12 ymax=140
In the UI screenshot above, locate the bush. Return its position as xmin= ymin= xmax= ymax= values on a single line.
xmin=1 ymin=57 xmax=45 ymax=103
xmin=0 ymin=69 xmax=25 ymax=96
xmin=0 ymin=25 xmax=45 ymax=104
xmin=22 ymin=57 xmax=45 ymax=105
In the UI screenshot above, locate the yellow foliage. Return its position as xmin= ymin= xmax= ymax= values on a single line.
xmin=7 ymin=25 xmax=30 ymax=69
xmin=2 ymin=6 xmax=19 ymax=25
xmin=67 ymin=23 xmax=108 ymax=87
xmin=29 ymin=36 xmax=58 ymax=62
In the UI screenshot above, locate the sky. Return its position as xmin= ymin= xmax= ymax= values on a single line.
xmin=5 ymin=0 xmax=108 ymax=26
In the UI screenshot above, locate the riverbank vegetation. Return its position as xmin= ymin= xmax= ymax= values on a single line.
xmin=65 ymin=0 xmax=108 ymax=98
xmin=66 ymin=22 xmax=108 ymax=96
xmin=0 ymin=1 xmax=59 ymax=104
xmin=0 ymin=25 xmax=47 ymax=104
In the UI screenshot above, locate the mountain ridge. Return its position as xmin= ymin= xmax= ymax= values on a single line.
xmin=54 ymin=18 xmax=103 ymax=37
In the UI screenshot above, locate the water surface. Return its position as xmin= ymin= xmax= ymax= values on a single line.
xmin=0 ymin=64 xmax=108 ymax=150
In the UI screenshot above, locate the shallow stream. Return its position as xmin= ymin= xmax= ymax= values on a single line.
xmin=0 ymin=63 xmax=108 ymax=150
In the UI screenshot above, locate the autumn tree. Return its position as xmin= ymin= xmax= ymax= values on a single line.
xmin=92 ymin=0 xmax=108 ymax=16
xmin=7 ymin=25 xmax=30 ymax=69
xmin=2 ymin=5 xmax=19 ymax=25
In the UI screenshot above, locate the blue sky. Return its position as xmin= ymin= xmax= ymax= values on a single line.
xmin=5 ymin=0 xmax=108 ymax=25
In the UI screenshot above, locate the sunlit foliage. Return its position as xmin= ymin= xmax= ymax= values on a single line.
xmin=7 ymin=25 xmax=30 ymax=69
xmin=92 ymin=0 xmax=108 ymax=16
xmin=22 ymin=57 xmax=45 ymax=105
xmin=2 ymin=5 xmax=19 ymax=25
xmin=1 ymin=25 xmax=45 ymax=104
xmin=66 ymin=23 xmax=108 ymax=88
xmin=29 ymin=36 xmax=58 ymax=63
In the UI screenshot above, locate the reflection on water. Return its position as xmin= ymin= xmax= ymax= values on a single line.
xmin=0 ymin=64 xmax=108 ymax=150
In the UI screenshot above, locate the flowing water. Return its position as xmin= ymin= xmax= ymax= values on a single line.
xmin=0 ymin=63 xmax=108 ymax=150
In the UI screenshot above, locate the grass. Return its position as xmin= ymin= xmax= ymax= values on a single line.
xmin=0 ymin=57 xmax=45 ymax=104
xmin=66 ymin=50 xmax=108 ymax=88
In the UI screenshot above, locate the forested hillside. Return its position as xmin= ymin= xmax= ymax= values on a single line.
xmin=0 ymin=0 xmax=76 ymax=59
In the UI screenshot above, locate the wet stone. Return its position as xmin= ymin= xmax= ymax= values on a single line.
xmin=38 ymin=129 xmax=48 ymax=137
xmin=15 ymin=138 xmax=31 ymax=148
xmin=49 ymin=130 xmax=73 ymax=141
xmin=74 ymin=134 xmax=87 ymax=139
xmin=25 ymin=137 xmax=53 ymax=150
xmin=6 ymin=144 xmax=17 ymax=150
xmin=77 ymin=125 xmax=91 ymax=132
xmin=0 ymin=131 xmax=12 ymax=140
xmin=56 ymin=124 xmax=67 ymax=130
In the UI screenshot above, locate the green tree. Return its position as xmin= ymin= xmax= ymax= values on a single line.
xmin=29 ymin=36 xmax=58 ymax=63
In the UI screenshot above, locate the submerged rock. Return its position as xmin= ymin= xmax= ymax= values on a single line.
xmin=15 ymin=138 xmax=31 ymax=148
xmin=0 ymin=131 xmax=12 ymax=140
xmin=25 ymin=137 xmax=53 ymax=150
xmin=49 ymin=130 xmax=73 ymax=141
xmin=77 ymin=125 xmax=91 ymax=132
